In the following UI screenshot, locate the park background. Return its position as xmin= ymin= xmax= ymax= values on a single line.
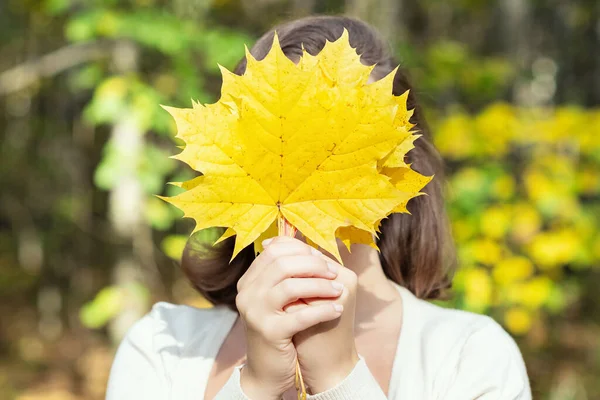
xmin=0 ymin=0 xmax=599 ymax=399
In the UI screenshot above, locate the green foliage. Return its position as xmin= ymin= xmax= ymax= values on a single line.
xmin=160 ymin=229 xmax=221 ymax=260
xmin=67 ymin=2 xmax=254 ymax=245
xmin=80 ymin=283 xmax=150 ymax=329
xmin=160 ymin=234 xmax=188 ymax=260
xmin=80 ymin=286 xmax=124 ymax=329
xmin=399 ymin=40 xmax=515 ymax=107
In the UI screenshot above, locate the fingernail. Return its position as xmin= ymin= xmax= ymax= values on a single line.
xmin=310 ymin=247 xmax=321 ymax=256
xmin=262 ymin=238 xmax=273 ymax=247
xmin=326 ymin=261 xmax=339 ymax=274
xmin=331 ymin=281 xmax=344 ymax=292
xmin=333 ymin=304 xmax=344 ymax=313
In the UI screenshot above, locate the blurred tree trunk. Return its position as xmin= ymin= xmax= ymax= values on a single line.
xmin=292 ymin=0 xmax=316 ymax=16
xmin=346 ymin=0 xmax=403 ymax=44
xmin=576 ymin=1 xmax=600 ymax=105
xmin=499 ymin=0 xmax=531 ymax=104
xmin=595 ymin=11 xmax=600 ymax=105
xmin=106 ymin=41 xmax=151 ymax=343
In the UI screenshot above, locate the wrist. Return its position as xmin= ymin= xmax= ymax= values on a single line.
xmin=307 ymin=351 xmax=360 ymax=394
xmin=239 ymin=365 xmax=283 ymax=400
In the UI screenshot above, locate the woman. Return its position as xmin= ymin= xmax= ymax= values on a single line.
xmin=106 ymin=15 xmax=531 ymax=400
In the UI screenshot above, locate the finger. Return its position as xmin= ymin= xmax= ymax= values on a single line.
xmin=263 ymin=255 xmax=338 ymax=287
xmin=270 ymin=278 xmax=344 ymax=310
xmin=279 ymin=303 xmax=344 ymax=337
xmin=238 ymin=236 xmax=316 ymax=291
xmin=282 ymin=299 xmax=307 ymax=313
xmin=259 ymin=236 xmax=314 ymax=266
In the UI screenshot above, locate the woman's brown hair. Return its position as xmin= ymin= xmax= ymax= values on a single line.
xmin=181 ymin=15 xmax=456 ymax=310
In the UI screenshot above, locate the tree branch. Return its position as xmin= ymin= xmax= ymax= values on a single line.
xmin=0 ymin=40 xmax=116 ymax=96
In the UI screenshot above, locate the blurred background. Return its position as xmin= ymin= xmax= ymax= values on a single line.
xmin=0 ymin=0 xmax=599 ymax=399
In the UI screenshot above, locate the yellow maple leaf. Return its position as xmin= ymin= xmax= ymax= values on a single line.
xmin=160 ymin=30 xmax=430 ymax=262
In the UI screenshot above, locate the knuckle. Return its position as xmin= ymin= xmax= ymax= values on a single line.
xmin=272 ymin=235 xmax=292 ymax=244
xmin=235 ymin=292 xmax=246 ymax=313
xmin=273 ymin=257 xmax=286 ymax=272
xmin=244 ymin=308 xmax=262 ymax=328
xmin=313 ymin=257 xmax=328 ymax=271
xmin=320 ymin=257 xmax=331 ymax=269
xmin=282 ymin=235 xmax=297 ymax=242
xmin=270 ymin=236 xmax=283 ymax=244
xmin=261 ymin=246 xmax=274 ymax=259
xmin=280 ymin=279 xmax=295 ymax=294
xmin=299 ymin=242 xmax=312 ymax=253
xmin=279 ymin=263 xmax=294 ymax=278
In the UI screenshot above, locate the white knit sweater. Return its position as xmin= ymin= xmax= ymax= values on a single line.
xmin=106 ymin=282 xmax=531 ymax=400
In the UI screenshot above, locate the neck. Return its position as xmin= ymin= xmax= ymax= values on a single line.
xmin=339 ymin=243 xmax=402 ymax=324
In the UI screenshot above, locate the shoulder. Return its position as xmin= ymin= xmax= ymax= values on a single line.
xmin=107 ymin=303 xmax=236 ymax=398
xmin=400 ymin=288 xmax=531 ymax=398
xmin=401 ymin=287 xmax=505 ymax=357
xmin=122 ymin=301 xmax=237 ymax=358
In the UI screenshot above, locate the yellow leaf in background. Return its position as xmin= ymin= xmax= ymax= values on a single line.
xmin=463 ymin=267 xmax=492 ymax=311
xmin=492 ymin=256 xmax=534 ymax=285
xmin=521 ymin=277 xmax=553 ymax=308
xmin=96 ymin=76 xmax=128 ymax=100
xmin=451 ymin=218 xmax=477 ymax=242
xmin=528 ymin=229 xmax=581 ymax=269
xmin=510 ymin=203 xmax=542 ymax=243
xmin=491 ymin=174 xmax=515 ymax=200
xmin=507 ymin=276 xmax=553 ymax=309
xmin=545 ymin=107 xmax=586 ymax=142
xmin=160 ymin=235 xmax=189 ymax=260
xmin=593 ymin=236 xmax=600 ymax=262
xmin=473 ymin=103 xmax=518 ymax=157
xmin=577 ymin=167 xmax=600 ymax=195
xmin=160 ymin=30 xmax=429 ymax=262
xmin=434 ymin=113 xmax=474 ymax=159
xmin=579 ymin=110 xmax=600 ymax=150
xmin=524 ymin=167 xmax=578 ymax=219
xmin=480 ymin=206 xmax=511 ymax=239
xmin=504 ymin=307 xmax=533 ymax=335
xmin=524 ymin=169 xmax=554 ymax=203
xmin=470 ymin=238 xmax=503 ymax=265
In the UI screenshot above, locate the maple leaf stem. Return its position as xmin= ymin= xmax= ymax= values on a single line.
xmin=295 ymin=361 xmax=307 ymax=400
xmin=277 ymin=214 xmax=297 ymax=238
xmin=277 ymin=215 xmax=306 ymax=399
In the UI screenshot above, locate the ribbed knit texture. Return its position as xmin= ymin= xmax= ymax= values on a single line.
xmin=215 ymin=357 xmax=386 ymax=400
xmin=306 ymin=357 xmax=387 ymax=400
xmin=215 ymin=365 xmax=250 ymax=400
